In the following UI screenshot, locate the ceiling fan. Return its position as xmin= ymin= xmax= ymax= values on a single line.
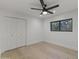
xmin=31 ymin=0 xmax=59 ymax=15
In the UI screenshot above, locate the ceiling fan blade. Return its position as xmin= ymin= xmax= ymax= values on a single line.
xmin=46 ymin=11 xmax=53 ymax=14
xmin=47 ymin=5 xmax=59 ymax=10
xmin=40 ymin=0 xmax=45 ymax=7
xmin=31 ymin=8 xmax=42 ymax=10
xmin=40 ymin=12 xmax=43 ymax=15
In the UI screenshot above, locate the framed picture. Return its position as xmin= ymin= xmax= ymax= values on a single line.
xmin=50 ymin=18 xmax=72 ymax=32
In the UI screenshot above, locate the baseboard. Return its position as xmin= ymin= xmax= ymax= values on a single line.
xmin=26 ymin=41 xmax=78 ymax=54
xmin=43 ymin=41 xmax=78 ymax=53
xmin=1 ymin=41 xmax=77 ymax=55
xmin=1 ymin=41 xmax=42 ymax=54
xmin=1 ymin=44 xmax=26 ymax=55
xmin=26 ymin=41 xmax=43 ymax=46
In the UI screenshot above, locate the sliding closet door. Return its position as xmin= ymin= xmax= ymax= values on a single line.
xmin=7 ymin=19 xmax=17 ymax=49
xmin=6 ymin=19 xmax=26 ymax=49
xmin=0 ymin=19 xmax=17 ymax=52
xmin=16 ymin=20 xmax=26 ymax=48
xmin=0 ymin=18 xmax=26 ymax=53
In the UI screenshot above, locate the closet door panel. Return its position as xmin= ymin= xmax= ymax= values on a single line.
xmin=0 ymin=19 xmax=26 ymax=52
xmin=16 ymin=20 xmax=26 ymax=47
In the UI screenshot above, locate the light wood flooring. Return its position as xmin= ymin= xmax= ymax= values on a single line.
xmin=1 ymin=42 xmax=78 ymax=59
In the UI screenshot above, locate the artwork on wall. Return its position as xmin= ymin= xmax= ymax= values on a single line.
xmin=50 ymin=18 xmax=72 ymax=32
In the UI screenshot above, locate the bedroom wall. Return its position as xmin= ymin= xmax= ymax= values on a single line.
xmin=25 ymin=17 xmax=44 ymax=45
xmin=43 ymin=9 xmax=78 ymax=50
xmin=0 ymin=12 xmax=26 ymax=53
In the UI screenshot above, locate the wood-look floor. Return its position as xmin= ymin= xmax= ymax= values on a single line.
xmin=1 ymin=42 xmax=78 ymax=59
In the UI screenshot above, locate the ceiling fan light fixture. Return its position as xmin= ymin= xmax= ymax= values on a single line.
xmin=43 ymin=11 xmax=48 ymax=15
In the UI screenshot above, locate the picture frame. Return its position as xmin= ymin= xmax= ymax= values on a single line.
xmin=50 ymin=18 xmax=72 ymax=32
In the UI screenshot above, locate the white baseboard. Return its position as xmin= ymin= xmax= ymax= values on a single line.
xmin=26 ymin=40 xmax=43 ymax=46
xmin=45 ymin=41 xmax=77 ymax=51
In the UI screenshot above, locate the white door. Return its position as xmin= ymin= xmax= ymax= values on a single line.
xmin=0 ymin=18 xmax=26 ymax=53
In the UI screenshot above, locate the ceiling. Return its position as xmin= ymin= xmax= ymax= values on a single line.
xmin=0 ymin=0 xmax=78 ymax=19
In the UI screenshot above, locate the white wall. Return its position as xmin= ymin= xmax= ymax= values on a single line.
xmin=26 ymin=18 xmax=44 ymax=45
xmin=0 ymin=14 xmax=26 ymax=53
xmin=43 ymin=9 xmax=78 ymax=50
